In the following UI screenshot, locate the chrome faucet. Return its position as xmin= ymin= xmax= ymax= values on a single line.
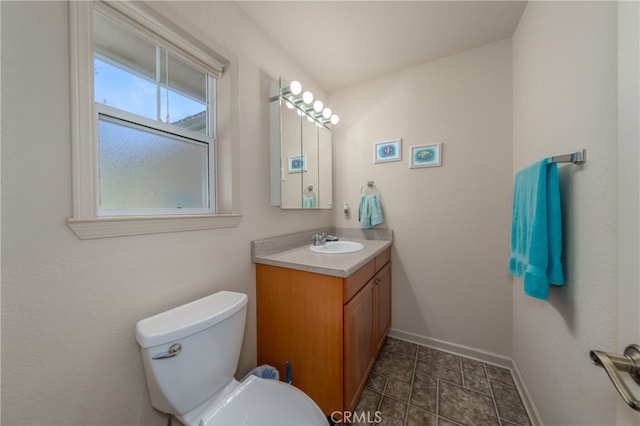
xmin=312 ymin=232 xmax=327 ymax=246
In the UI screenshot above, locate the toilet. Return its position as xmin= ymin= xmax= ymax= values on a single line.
xmin=135 ymin=291 xmax=328 ymax=426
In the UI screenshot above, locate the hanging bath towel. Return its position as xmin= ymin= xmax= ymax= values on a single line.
xmin=302 ymin=196 xmax=315 ymax=208
xmin=358 ymin=193 xmax=384 ymax=229
xmin=508 ymin=159 xmax=565 ymax=300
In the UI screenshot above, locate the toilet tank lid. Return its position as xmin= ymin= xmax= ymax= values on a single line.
xmin=135 ymin=291 xmax=248 ymax=348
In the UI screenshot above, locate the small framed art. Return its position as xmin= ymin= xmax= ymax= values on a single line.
xmin=374 ymin=138 xmax=402 ymax=163
xmin=410 ymin=143 xmax=442 ymax=168
xmin=288 ymin=154 xmax=307 ymax=173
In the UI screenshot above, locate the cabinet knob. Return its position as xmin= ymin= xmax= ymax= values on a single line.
xmin=375 ymin=278 xmax=381 ymax=284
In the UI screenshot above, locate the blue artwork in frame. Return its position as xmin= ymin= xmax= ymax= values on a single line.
xmin=288 ymin=154 xmax=307 ymax=173
xmin=410 ymin=143 xmax=442 ymax=168
xmin=373 ymin=138 xmax=402 ymax=163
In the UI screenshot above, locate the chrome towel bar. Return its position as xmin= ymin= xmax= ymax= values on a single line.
xmin=550 ymin=149 xmax=587 ymax=164
xmin=590 ymin=344 xmax=640 ymax=411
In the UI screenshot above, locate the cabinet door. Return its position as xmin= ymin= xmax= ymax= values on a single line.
xmin=374 ymin=262 xmax=392 ymax=352
xmin=343 ymin=280 xmax=375 ymax=412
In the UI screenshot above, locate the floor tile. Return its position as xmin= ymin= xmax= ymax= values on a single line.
xmin=416 ymin=361 xmax=463 ymax=385
xmin=354 ymin=338 xmax=532 ymax=426
xmin=418 ymin=346 xmax=462 ymax=370
xmin=365 ymin=372 xmax=388 ymax=393
xmin=461 ymin=357 xmax=486 ymax=377
xmin=409 ymin=372 xmax=438 ymax=413
xmin=491 ymin=382 xmax=531 ymax=426
xmin=355 ymin=387 xmax=382 ymax=413
xmin=385 ymin=377 xmax=412 ymax=402
xmin=378 ymin=396 xmax=407 ymax=426
xmin=383 ymin=337 xmax=419 ymax=358
xmin=406 ymin=406 xmax=437 ymax=426
xmin=486 ymin=364 xmax=516 ymax=387
xmin=373 ymin=352 xmax=415 ymax=383
xmin=438 ymin=381 xmax=500 ymax=426
xmin=438 ymin=418 xmax=464 ymax=426
xmin=463 ymin=372 xmax=492 ymax=395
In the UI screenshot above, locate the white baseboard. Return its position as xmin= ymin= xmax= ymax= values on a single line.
xmin=387 ymin=328 xmax=543 ymax=426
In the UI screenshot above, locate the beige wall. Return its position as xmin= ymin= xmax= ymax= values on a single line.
xmin=1 ymin=1 xmax=332 ymax=425
xmin=2 ymin=1 xmax=631 ymax=425
xmin=330 ymin=40 xmax=514 ymax=358
xmin=512 ymin=2 xmax=619 ymax=424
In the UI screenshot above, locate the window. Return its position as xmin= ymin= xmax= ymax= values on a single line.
xmin=67 ymin=1 xmax=241 ymax=238
xmin=93 ymin=9 xmax=215 ymax=215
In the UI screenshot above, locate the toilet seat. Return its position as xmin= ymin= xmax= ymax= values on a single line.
xmin=198 ymin=375 xmax=327 ymax=426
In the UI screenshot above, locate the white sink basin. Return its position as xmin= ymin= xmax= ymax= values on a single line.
xmin=310 ymin=241 xmax=364 ymax=254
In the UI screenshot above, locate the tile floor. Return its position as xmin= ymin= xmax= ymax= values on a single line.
xmin=352 ymin=337 xmax=532 ymax=426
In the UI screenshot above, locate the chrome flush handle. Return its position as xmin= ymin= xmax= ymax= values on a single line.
xmin=152 ymin=343 xmax=182 ymax=360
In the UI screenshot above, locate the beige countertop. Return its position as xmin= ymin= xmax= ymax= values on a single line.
xmin=252 ymin=229 xmax=392 ymax=278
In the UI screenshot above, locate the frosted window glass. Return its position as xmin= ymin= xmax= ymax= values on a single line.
xmin=98 ymin=116 xmax=209 ymax=210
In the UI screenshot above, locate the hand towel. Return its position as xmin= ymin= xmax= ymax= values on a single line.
xmin=358 ymin=193 xmax=384 ymax=229
xmin=508 ymin=159 xmax=565 ymax=299
xmin=302 ymin=196 xmax=315 ymax=208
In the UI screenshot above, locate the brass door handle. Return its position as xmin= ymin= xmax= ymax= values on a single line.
xmin=590 ymin=344 xmax=640 ymax=411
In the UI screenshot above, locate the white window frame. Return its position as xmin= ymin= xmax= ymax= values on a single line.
xmin=67 ymin=1 xmax=242 ymax=239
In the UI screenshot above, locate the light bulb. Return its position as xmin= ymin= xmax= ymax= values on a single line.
xmin=285 ymin=98 xmax=294 ymax=109
xmin=307 ymin=115 xmax=314 ymax=123
xmin=322 ymin=107 xmax=332 ymax=119
xmin=313 ymin=100 xmax=324 ymax=112
xmin=289 ymin=80 xmax=302 ymax=96
xmin=331 ymin=114 xmax=340 ymax=125
xmin=302 ymin=91 xmax=314 ymax=104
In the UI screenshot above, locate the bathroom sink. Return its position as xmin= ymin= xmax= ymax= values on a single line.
xmin=310 ymin=241 xmax=364 ymax=254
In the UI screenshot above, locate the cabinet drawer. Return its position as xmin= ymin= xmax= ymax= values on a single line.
xmin=344 ymin=259 xmax=375 ymax=302
xmin=375 ymin=247 xmax=391 ymax=271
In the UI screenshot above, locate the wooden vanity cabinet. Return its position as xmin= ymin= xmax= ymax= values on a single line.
xmin=256 ymin=247 xmax=391 ymax=417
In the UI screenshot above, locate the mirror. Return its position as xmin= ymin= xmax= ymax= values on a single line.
xmin=270 ymin=78 xmax=334 ymax=209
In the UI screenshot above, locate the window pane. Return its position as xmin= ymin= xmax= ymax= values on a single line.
xmin=94 ymin=11 xmax=210 ymax=136
xmin=98 ymin=115 xmax=209 ymax=210
xmin=160 ymin=87 xmax=207 ymax=134
xmin=94 ymin=58 xmax=158 ymax=121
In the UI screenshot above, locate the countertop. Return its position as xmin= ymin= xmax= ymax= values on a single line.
xmin=252 ymin=228 xmax=392 ymax=278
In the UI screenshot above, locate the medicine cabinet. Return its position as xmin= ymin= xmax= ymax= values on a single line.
xmin=269 ymin=78 xmax=333 ymax=209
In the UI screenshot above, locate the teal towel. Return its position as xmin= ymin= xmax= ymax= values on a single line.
xmin=302 ymin=196 xmax=315 ymax=208
xmin=358 ymin=194 xmax=384 ymax=229
xmin=508 ymin=159 xmax=565 ymax=300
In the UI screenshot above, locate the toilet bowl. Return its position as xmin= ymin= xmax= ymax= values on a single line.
xmin=135 ymin=291 xmax=327 ymax=426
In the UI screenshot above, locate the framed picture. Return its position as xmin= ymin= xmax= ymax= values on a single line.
xmin=288 ymin=154 xmax=307 ymax=173
xmin=374 ymin=138 xmax=402 ymax=163
xmin=410 ymin=143 xmax=442 ymax=168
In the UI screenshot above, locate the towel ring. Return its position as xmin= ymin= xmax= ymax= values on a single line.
xmin=361 ymin=181 xmax=378 ymax=195
xmin=303 ymin=185 xmax=315 ymax=197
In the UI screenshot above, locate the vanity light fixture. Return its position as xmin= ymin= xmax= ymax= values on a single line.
xmin=281 ymin=80 xmax=302 ymax=97
xmin=277 ymin=79 xmax=340 ymax=128
xmin=302 ymin=91 xmax=314 ymax=104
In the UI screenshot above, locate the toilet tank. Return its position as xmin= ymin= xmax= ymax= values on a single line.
xmin=135 ymin=291 xmax=248 ymax=416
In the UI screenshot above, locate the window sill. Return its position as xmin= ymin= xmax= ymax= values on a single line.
xmin=67 ymin=213 xmax=243 ymax=239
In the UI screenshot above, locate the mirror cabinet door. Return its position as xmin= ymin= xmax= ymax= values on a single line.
xmin=270 ymin=79 xmax=333 ymax=209
xmin=280 ymin=104 xmax=302 ymax=209
xmin=318 ymin=126 xmax=332 ymax=208
xmin=301 ymin=118 xmax=319 ymax=208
